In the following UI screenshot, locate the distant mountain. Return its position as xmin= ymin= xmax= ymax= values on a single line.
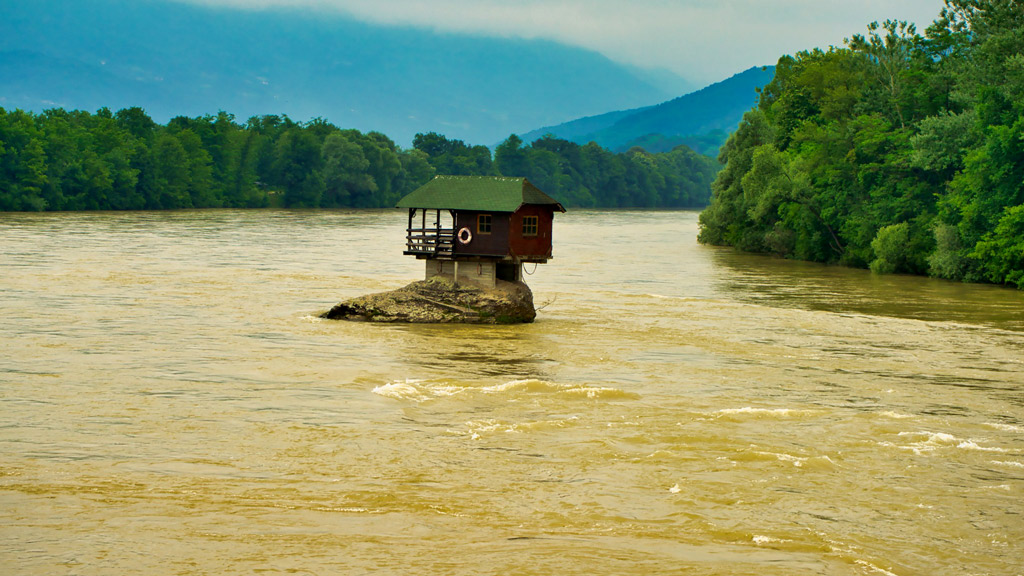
xmin=519 ymin=66 xmax=776 ymax=156
xmin=0 ymin=0 xmax=681 ymax=146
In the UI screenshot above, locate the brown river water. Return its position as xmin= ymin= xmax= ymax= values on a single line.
xmin=2 ymin=210 xmax=1023 ymax=575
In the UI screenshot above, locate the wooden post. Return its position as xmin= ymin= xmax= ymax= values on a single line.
xmin=421 ymin=209 xmax=428 ymax=252
xmin=407 ymin=209 xmax=414 ymax=251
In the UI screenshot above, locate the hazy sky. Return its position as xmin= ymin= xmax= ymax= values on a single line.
xmin=176 ymin=0 xmax=947 ymax=84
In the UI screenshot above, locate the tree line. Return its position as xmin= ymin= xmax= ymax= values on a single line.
xmin=0 ymin=107 xmax=719 ymax=212
xmin=698 ymin=0 xmax=1024 ymax=289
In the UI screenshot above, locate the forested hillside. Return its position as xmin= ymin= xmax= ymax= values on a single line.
xmin=0 ymin=108 xmax=719 ymax=211
xmin=698 ymin=0 xmax=1024 ymax=289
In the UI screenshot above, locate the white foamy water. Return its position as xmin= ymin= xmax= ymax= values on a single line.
xmin=710 ymin=407 xmax=814 ymax=418
xmin=987 ymin=422 xmax=1024 ymax=433
xmin=372 ymin=378 xmax=637 ymax=403
xmin=992 ymin=460 xmax=1024 ymax=469
xmin=2 ymin=209 xmax=1023 ymax=575
xmin=896 ymin=431 xmax=1012 ymax=455
xmin=373 ymin=379 xmax=464 ymax=402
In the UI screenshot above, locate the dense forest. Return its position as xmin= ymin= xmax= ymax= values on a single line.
xmin=698 ymin=0 xmax=1024 ymax=289
xmin=0 ymin=107 xmax=719 ymax=212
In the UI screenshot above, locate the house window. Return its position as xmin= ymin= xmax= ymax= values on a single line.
xmin=477 ymin=214 xmax=492 ymax=234
xmin=522 ymin=216 xmax=538 ymax=236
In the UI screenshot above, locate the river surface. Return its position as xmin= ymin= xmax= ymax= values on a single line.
xmin=2 ymin=210 xmax=1023 ymax=576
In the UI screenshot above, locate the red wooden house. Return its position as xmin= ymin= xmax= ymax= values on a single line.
xmin=396 ymin=176 xmax=565 ymax=287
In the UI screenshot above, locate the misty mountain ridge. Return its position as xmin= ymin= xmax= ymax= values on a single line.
xmin=0 ymin=0 xmax=694 ymax=146
xmin=519 ymin=66 xmax=776 ymax=156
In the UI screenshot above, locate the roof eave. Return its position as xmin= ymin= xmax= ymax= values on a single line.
xmin=397 ymin=202 xmax=566 ymax=213
xmin=518 ymin=201 xmax=566 ymax=213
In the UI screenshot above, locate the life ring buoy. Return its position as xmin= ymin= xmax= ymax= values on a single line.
xmin=457 ymin=227 xmax=472 ymax=245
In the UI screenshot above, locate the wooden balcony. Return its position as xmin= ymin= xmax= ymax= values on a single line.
xmin=404 ymin=227 xmax=455 ymax=257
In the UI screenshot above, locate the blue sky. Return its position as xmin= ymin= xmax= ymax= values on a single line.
xmin=176 ymin=0 xmax=947 ymax=84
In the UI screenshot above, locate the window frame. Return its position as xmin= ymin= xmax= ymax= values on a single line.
xmin=521 ymin=215 xmax=539 ymax=237
xmin=477 ymin=214 xmax=492 ymax=235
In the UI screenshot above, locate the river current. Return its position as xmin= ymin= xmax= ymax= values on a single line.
xmin=2 ymin=210 xmax=1022 ymax=575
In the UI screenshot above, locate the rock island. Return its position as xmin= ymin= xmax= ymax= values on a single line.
xmin=322 ymin=175 xmax=565 ymax=324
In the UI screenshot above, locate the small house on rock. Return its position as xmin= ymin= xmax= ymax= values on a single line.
xmin=396 ymin=176 xmax=565 ymax=287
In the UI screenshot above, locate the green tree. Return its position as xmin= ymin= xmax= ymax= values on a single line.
xmin=272 ymin=128 xmax=324 ymax=208
xmin=152 ymin=133 xmax=192 ymax=208
xmin=175 ymin=129 xmax=218 ymax=207
xmin=928 ymin=223 xmax=968 ymax=280
xmin=848 ymin=20 xmax=922 ymax=128
xmin=971 ymin=204 xmax=1024 ymax=288
xmin=413 ymin=132 xmax=496 ymax=176
xmin=322 ymin=132 xmax=373 ymax=207
xmin=870 ymin=222 xmax=912 ymax=274
xmin=395 ymin=148 xmax=435 ymax=199
xmin=495 ymin=134 xmax=530 ymax=177
xmin=115 ymin=107 xmax=157 ymax=140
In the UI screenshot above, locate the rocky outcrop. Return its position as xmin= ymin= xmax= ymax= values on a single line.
xmin=321 ymin=277 xmax=536 ymax=324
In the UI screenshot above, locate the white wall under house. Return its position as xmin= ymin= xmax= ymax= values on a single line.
xmin=425 ymin=260 xmax=499 ymax=288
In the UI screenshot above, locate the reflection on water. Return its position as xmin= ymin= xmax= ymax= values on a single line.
xmin=708 ymin=246 xmax=1024 ymax=331
xmin=1 ymin=209 xmax=1022 ymax=576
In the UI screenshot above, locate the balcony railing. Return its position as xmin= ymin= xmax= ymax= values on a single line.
xmin=405 ymin=227 xmax=455 ymax=257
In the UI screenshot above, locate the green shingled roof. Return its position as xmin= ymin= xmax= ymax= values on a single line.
xmin=396 ymin=176 xmax=566 ymax=212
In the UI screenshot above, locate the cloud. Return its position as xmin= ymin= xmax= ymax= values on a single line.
xmin=174 ymin=0 xmax=947 ymax=84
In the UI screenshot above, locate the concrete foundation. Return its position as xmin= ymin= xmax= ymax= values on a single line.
xmin=425 ymin=259 xmax=528 ymax=288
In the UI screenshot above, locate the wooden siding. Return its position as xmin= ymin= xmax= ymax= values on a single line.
xmin=453 ymin=211 xmax=510 ymax=257
xmin=449 ymin=206 xmax=555 ymax=261
xmin=509 ymin=205 xmax=553 ymax=260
